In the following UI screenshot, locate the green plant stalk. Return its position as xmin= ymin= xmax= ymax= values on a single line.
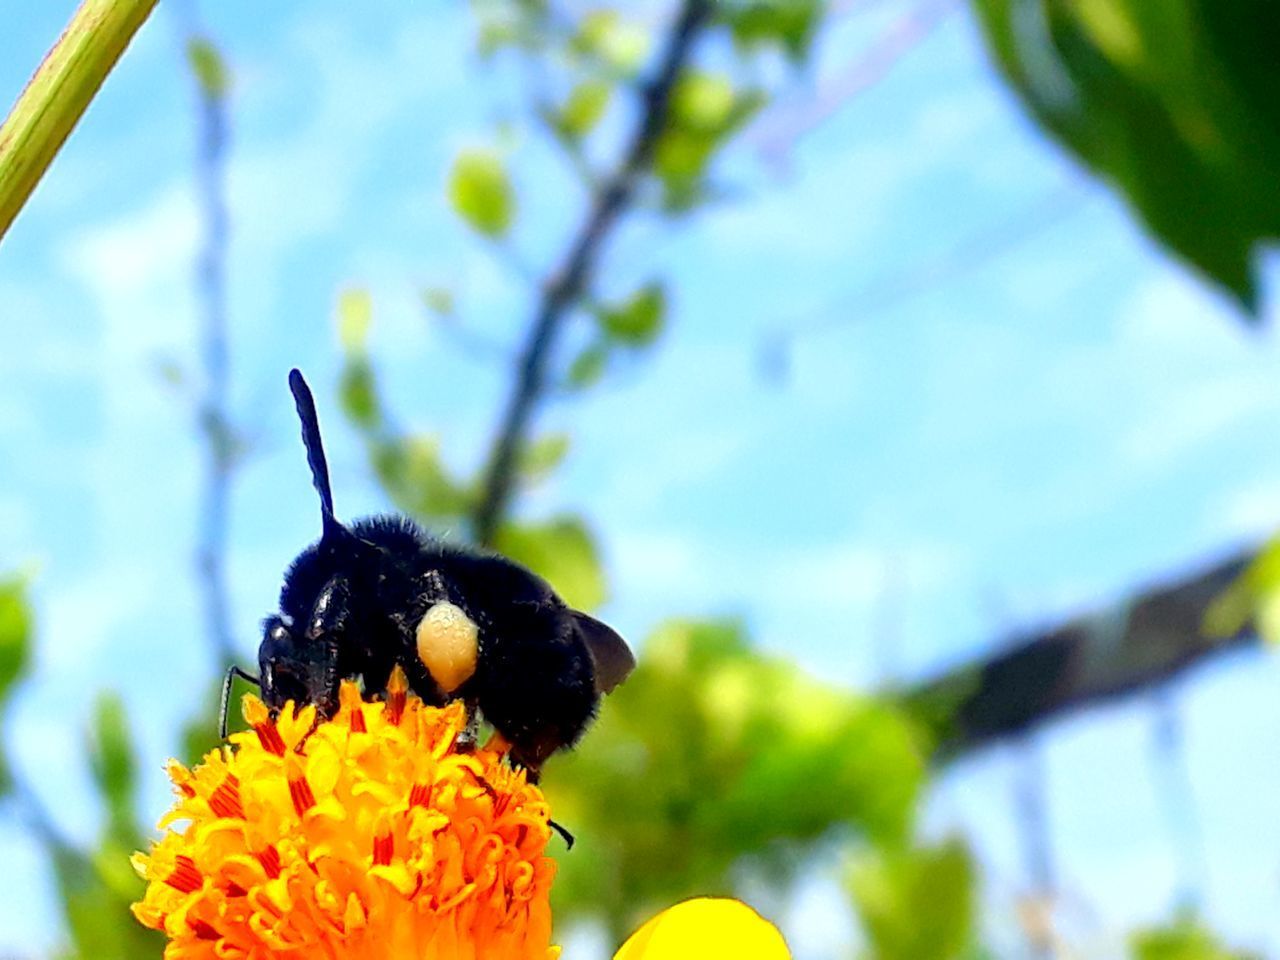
xmin=0 ymin=0 xmax=159 ymax=244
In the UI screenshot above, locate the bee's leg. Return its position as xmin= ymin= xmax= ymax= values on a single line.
xmin=219 ymin=665 xmax=260 ymax=738
xmin=456 ymin=696 xmax=481 ymax=753
xmin=548 ymin=820 xmax=575 ymax=850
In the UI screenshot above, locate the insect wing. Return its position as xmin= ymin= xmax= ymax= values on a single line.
xmin=572 ymin=612 xmax=635 ymax=695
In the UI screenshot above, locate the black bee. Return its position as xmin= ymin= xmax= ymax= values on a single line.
xmin=222 ymin=369 xmax=634 ymax=783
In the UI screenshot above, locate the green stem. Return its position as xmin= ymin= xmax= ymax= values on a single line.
xmin=0 ymin=0 xmax=159 ymax=243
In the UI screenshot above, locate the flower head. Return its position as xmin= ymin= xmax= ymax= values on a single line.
xmin=132 ymin=668 xmax=558 ymax=959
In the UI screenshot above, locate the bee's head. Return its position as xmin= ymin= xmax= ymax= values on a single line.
xmin=257 ymin=615 xmax=337 ymax=712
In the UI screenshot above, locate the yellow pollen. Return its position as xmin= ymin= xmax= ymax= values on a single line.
xmin=416 ymin=601 xmax=479 ymax=694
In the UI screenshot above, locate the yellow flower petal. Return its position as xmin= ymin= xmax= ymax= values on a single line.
xmin=614 ymin=898 xmax=791 ymax=960
xmin=133 ymin=672 xmax=558 ymax=959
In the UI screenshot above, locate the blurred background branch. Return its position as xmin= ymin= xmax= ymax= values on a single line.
xmin=471 ymin=0 xmax=713 ymax=547
xmin=912 ymin=551 xmax=1256 ymax=762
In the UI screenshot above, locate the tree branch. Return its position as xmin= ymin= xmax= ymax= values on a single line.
xmin=470 ymin=0 xmax=713 ymax=546
xmin=908 ymin=552 xmax=1257 ymax=762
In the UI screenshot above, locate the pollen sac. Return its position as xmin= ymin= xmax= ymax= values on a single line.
xmin=415 ymin=601 xmax=478 ymax=695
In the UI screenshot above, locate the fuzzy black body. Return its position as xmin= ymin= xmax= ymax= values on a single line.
xmin=244 ymin=370 xmax=632 ymax=779
xmin=265 ymin=515 xmax=599 ymax=770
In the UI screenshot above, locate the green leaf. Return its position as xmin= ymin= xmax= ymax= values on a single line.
xmin=339 ymin=357 xmax=379 ymax=430
xmin=337 ymin=287 xmax=372 ymax=352
xmin=673 ymin=72 xmax=737 ymax=132
xmin=655 ymin=73 xmax=765 ymax=212
xmin=494 ymin=516 xmax=606 ymax=611
xmin=566 ymin=342 xmax=609 ymax=390
xmin=557 ymin=80 xmax=612 ymax=139
xmin=187 ymin=37 xmax=229 ymax=99
xmin=1131 ymin=916 xmax=1257 ymax=960
xmin=972 ymin=0 xmax=1280 ymax=312
xmin=720 ymin=0 xmax=824 ymax=61
xmin=449 ymin=148 xmax=515 ymax=238
xmin=0 ymin=573 xmax=32 ymax=795
xmin=86 ymin=692 xmax=140 ymax=849
xmin=575 ymin=11 xmax=650 ymax=74
xmin=518 ymin=433 xmax=571 ymax=485
xmin=598 ymin=282 xmax=666 ymax=347
xmin=0 ymin=574 xmax=32 ymax=703
xmin=1203 ymin=538 xmax=1280 ymax=643
xmin=372 ymin=435 xmax=474 ymax=523
xmin=849 ymin=840 xmax=977 ymax=960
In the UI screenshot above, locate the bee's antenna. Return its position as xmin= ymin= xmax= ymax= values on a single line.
xmin=288 ymin=369 xmax=342 ymax=540
xmin=220 ymin=665 xmax=260 ymax=739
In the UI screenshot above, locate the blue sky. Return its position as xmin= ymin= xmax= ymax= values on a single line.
xmin=1 ymin=1 xmax=1279 ymax=957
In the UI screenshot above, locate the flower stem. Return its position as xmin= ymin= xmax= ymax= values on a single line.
xmin=0 ymin=0 xmax=159 ymax=243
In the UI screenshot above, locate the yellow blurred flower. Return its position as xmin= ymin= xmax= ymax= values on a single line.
xmin=614 ymin=898 xmax=790 ymax=960
xmin=132 ymin=669 xmax=788 ymax=959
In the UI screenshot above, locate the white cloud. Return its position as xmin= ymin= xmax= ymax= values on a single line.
xmin=1216 ymin=481 xmax=1280 ymax=540
xmin=61 ymin=184 xmax=198 ymax=306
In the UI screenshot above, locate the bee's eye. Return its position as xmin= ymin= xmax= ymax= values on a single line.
xmin=415 ymin=602 xmax=478 ymax=695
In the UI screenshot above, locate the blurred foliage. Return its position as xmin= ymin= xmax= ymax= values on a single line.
xmin=63 ymin=693 xmax=162 ymax=960
xmin=0 ymin=573 xmax=33 ymax=796
xmin=719 ymin=0 xmax=824 ymax=62
xmin=1131 ymin=916 xmax=1260 ymax=960
xmin=1204 ymin=538 xmax=1280 ymax=645
xmin=848 ymin=840 xmax=978 ymax=960
xmin=544 ymin=619 xmax=928 ymax=939
xmin=449 ymin=147 xmax=515 ymax=238
xmin=972 ymin=0 xmax=1280 ymax=311
xmin=655 ymin=70 xmax=765 ymax=211
xmin=186 ymin=37 xmax=229 ymax=99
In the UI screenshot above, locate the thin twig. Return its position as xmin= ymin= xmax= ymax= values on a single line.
xmin=470 ymin=0 xmax=714 ymax=546
xmin=186 ymin=27 xmax=235 ymax=666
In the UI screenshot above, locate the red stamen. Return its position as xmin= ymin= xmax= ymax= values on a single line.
xmin=349 ymin=709 xmax=367 ymax=733
xmin=372 ymin=832 xmax=394 ymax=866
xmin=165 ymin=855 xmax=203 ymax=894
xmin=208 ymin=774 xmax=245 ymax=819
xmin=224 ymin=881 xmax=248 ymax=897
xmin=408 ymin=782 xmax=433 ymax=808
xmin=190 ymin=919 xmax=220 ymax=941
xmin=288 ymin=771 xmax=316 ymax=816
xmin=256 ymin=845 xmax=281 ymax=879
xmin=254 ymin=721 xmax=286 ymax=756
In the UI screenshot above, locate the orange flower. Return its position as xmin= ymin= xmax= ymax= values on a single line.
xmin=132 ymin=668 xmax=557 ymax=959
